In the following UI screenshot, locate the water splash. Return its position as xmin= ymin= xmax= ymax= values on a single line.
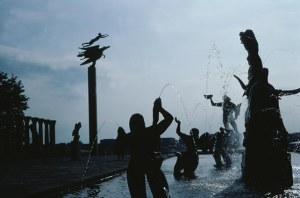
xmin=206 ymin=44 xmax=224 ymax=94
xmin=190 ymin=103 xmax=207 ymax=129
xmin=223 ymin=64 xmax=246 ymax=94
xmin=81 ymin=119 xmax=119 ymax=187
xmin=263 ymin=49 xmax=300 ymax=65
xmin=159 ymin=83 xmax=191 ymax=128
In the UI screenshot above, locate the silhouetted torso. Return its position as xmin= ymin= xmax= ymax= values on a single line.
xmin=126 ymin=125 xmax=160 ymax=162
xmin=177 ymin=132 xmax=197 ymax=153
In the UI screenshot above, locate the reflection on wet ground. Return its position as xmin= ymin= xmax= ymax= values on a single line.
xmin=63 ymin=153 xmax=300 ymax=197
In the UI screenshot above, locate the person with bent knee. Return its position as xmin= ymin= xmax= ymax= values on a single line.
xmin=125 ymin=98 xmax=173 ymax=198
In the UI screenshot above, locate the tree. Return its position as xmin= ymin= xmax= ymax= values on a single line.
xmin=0 ymin=72 xmax=30 ymax=154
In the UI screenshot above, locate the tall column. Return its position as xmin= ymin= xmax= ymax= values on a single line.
xmin=31 ymin=117 xmax=38 ymax=143
xmin=15 ymin=116 xmax=24 ymax=153
xmin=44 ymin=119 xmax=50 ymax=151
xmin=88 ymin=65 xmax=98 ymax=156
xmin=38 ymin=119 xmax=44 ymax=148
xmin=24 ymin=116 xmax=31 ymax=151
xmin=30 ymin=117 xmax=39 ymax=152
xmin=49 ymin=120 xmax=56 ymax=152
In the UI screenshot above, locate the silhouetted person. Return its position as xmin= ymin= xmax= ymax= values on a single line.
xmin=72 ymin=122 xmax=81 ymax=142
xmin=213 ymin=127 xmax=232 ymax=168
xmin=173 ymin=117 xmax=199 ymax=176
xmin=82 ymin=33 xmax=108 ymax=47
xmin=114 ymin=127 xmax=126 ymax=160
xmin=198 ymin=132 xmax=214 ymax=153
xmin=125 ymin=98 xmax=173 ymax=198
xmin=205 ymin=95 xmax=241 ymax=133
xmin=239 ymin=29 xmax=263 ymax=97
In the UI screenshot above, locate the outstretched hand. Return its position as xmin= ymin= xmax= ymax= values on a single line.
xmin=175 ymin=117 xmax=181 ymax=124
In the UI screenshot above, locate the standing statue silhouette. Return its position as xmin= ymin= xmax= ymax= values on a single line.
xmin=205 ymin=95 xmax=241 ymax=133
xmin=125 ymin=98 xmax=173 ymax=198
xmin=235 ymin=30 xmax=297 ymax=193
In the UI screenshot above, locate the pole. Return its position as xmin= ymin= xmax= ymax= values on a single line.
xmin=88 ymin=64 xmax=98 ymax=156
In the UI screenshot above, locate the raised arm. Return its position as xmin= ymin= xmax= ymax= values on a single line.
xmin=210 ymin=98 xmax=222 ymax=107
xmin=152 ymin=98 xmax=173 ymax=136
xmin=175 ymin=117 xmax=181 ymax=136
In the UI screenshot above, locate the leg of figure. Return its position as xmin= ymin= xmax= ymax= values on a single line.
xmin=185 ymin=155 xmax=199 ymax=175
xmin=127 ymin=161 xmax=147 ymax=198
xmin=220 ymin=148 xmax=232 ymax=167
xmin=230 ymin=121 xmax=239 ymax=133
xmin=213 ymin=148 xmax=222 ymax=167
xmin=223 ymin=117 xmax=230 ymax=131
xmin=147 ymin=168 xmax=169 ymax=198
xmin=174 ymin=155 xmax=184 ymax=175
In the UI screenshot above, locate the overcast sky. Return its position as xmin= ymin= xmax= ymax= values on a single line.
xmin=0 ymin=0 xmax=299 ymax=144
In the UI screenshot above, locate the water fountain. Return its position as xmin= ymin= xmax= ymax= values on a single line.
xmin=64 ymin=38 xmax=300 ymax=197
xmin=81 ymin=120 xmax=119 ymax=186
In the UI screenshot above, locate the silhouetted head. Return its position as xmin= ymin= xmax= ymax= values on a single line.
xmin=129 ymin=113 xmax=146 ymax=132
xmin=117 ymin=127 xmax=126 ymax=136
xmin=190 ymin=128 xmax=199 ymax=138
xmin=244 ymin=29 xmax=256 ymax=39
xmin=222 ymin=95 xmax=231 ymax=101
xmin=240 ymin=29 xmax=258 ymax=52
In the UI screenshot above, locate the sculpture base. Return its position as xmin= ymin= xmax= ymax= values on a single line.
xmin=71 ymin=141 xmax=81 ymax=161
xmin=241 ymin=151 xmax=293 ymax=189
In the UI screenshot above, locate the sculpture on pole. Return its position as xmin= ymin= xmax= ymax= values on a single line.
xmin=78 ymin=33 xmax=110 ymax=156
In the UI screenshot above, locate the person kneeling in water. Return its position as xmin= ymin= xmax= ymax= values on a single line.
xmin=126 ymin=98 xmax=173 ymax=198
xmin=174 ymin=117 xmax=199 ymax=176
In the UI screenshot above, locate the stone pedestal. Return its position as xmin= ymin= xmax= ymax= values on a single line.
xmin=241 ymin=150 xmax=293 ymax=188
xmin=71 ymin=141 xmax=81 ymax=161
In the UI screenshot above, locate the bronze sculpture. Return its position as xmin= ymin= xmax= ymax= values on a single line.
xmin=235 ymin=30 xmax=297 ymax=193
xmin=78 ymin=33 xmax=110 ymax=66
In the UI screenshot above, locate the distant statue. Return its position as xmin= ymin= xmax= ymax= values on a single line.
xmin=71 ymin=122 xmax=81 ymax=161
xmin=78 ymin=45 xmax=110 ymax=66
xmin=114 ymin=127 xmax=126 ymax=160
xmin=82 ymin=33 xmax=108 ymax=47
xmin=204 ymin=94 xmax=241 ymax=134
xmin=78 ymin=33 xmax=110 ymax=66
xmin=72 ymin=122 xmax=81 ymax=142
xmin=173 ymin=117 xmax=199 ymax=176
xmin=212 ymin=127 xmax=232 ymax=168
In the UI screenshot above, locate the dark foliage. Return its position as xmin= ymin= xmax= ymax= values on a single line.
xmin=0 ymin=72 xmax=29 ymax=153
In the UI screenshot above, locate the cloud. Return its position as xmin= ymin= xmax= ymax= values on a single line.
xmin=0 ymin=44 xmax=79 ymax=70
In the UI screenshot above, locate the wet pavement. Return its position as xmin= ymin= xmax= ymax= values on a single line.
xmin=0 ymin=154 xmax=139 ymax=198
xmin=1 ymin=152 xmax=300 ymax=198
xmin=64 ymin=152 xmax=300 ymax=198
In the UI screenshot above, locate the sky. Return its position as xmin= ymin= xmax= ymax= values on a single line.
xmin=0 ymin=0 xmax=299 ymax=144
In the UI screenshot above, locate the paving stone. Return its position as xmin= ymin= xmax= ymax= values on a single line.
xmin=0 ymin=154 xmax=172 ymax=198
